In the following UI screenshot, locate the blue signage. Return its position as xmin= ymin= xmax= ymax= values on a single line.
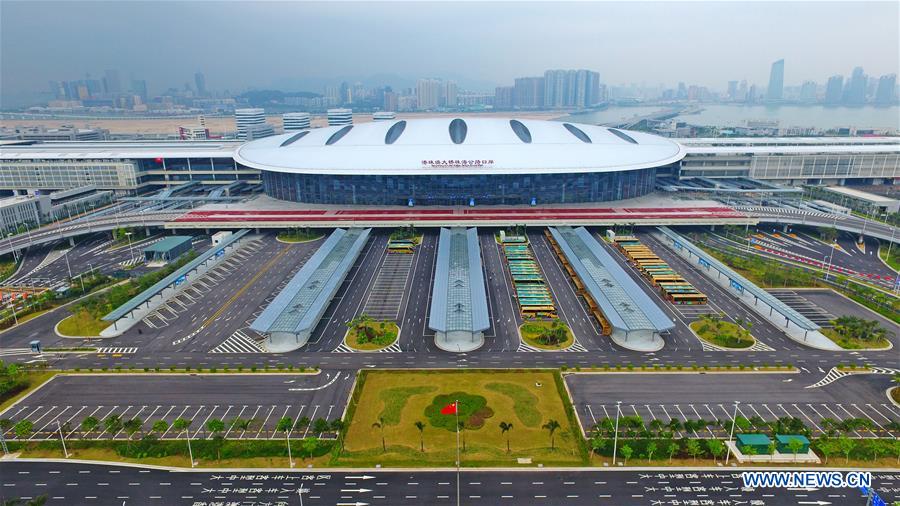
xmin=730 ymin=279 xmax=744 ymax=293
xmin=175 ymin=275 xmax=187 ymax=286
xmin=860 ymin=486 xmax=887 ymax=506
xmin=215 ymin=249 xmax=224 ymax=258
xmin=698 ymin=258 xmax=710 ymax=269
xmin=673 ymin=241 xmax=682 ymax=250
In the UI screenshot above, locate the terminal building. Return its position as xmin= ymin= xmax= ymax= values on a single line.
xmin=0 ymin=125 xmax=897 ymax=201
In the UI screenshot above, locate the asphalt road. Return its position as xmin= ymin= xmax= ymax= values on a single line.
xmin=0 ymin=372 xmax=354 ymax=441
xmin=2 ymin=461 xmax=896 ymax=505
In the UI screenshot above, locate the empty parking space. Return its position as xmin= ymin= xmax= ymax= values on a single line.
xmin=362 ymin=252 xmax=415 ymax=321
xmin=766 ymin=289 xmax=836 ymax=327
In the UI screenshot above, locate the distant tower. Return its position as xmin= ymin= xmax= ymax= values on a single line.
xmin=766 ymin=59 xmax=784 ymax=101
xmin=194 ymin=72 xmax=207 ymax=96
xmin=372 ymin=111 xmax=396 ymax=121
xmin=235 ymin=108 xmax=266 ymax=140
xmin=327 ymin=108 xmax=353 ymax=126
xmin=283 ymin=112 xmax=311 ymax=131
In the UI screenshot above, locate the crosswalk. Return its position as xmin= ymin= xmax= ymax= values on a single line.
xmin=517 ymin=339 xmax=589 ymax=353
xmin=697 ymin=337 xmax=776 ymax=352
xmin=332 ymin=340 xmax=403 ymax=353
xmin=210 ymin=329 xmax=267 ymax=353
xmin=0 ymin=348 xmax=39 ymax=357
xmin=95 ymin=347 xmax=138 ymax=354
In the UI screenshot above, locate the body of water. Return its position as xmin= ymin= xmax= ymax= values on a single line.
xmin=566 ymin=104 xmax=900 ymax=131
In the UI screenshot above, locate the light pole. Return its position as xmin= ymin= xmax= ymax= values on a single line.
xmin=725 ymin=401 xmax=739 ymax=465
xmin=611 ymin=400 xmax=622 ymax=466
xmin=57 ymin=420 xmax=69 ymax=458
xmin=185 ymin=430 xmax=195 ymax=467
xmin=286 ymin=429 xmax=295 ymax=468
xmin=6 ymin=232 xmax=18 ymax=263
xmin=125 ymin=231 xmax=135 ymax=264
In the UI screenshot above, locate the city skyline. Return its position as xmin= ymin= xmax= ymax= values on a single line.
xmin=2 ymin=1 xmax=899 ymax=107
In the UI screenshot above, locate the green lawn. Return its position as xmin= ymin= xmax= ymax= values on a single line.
xmin=689 ymin=319 xmax=754 ymax=349
xmin=276 ymin=229 xmax=325 ymax=243
xmin=345 ymin=321 xmax=399 ymax=351
xmin=891 ymin=387 xmax=900 ymax=405
xmin=57 ymin=309 xmax=110 ymax=336
xmin=339 ymin=370 xmax=584 ymax=467
xmin=878 ymin=243 xmax=900 ymax=272
xmin=822 ymin=328 xmax=891 ymax=350
xmin=519 ymin=320 xmax=574 ymax=350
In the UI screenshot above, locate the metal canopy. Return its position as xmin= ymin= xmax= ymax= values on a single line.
xmin=656 ymin=226 xmax=819 ymax=331
xmin=103 ymin=229 xmax=249 ymax=321
xmin=549 ymin=226 xmax=674 ymax=334
xmin=250 ymin=228 xmax=370 ymax=336
xmin=428 ymin=227 xmax=489 ymax=334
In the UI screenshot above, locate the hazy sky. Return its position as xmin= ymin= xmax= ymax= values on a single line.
xmin=2 ymin=1 xmax=898 ymax=102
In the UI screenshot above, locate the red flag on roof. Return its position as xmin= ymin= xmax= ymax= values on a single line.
xmin=441 ymin=402 xmax=458 ymax=415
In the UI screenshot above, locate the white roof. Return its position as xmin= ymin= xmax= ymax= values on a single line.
xmin=234 ymin=118 xmax=685 ymax=176
xmin=0 ymin=140 xmax=241 ymax=160
xmin=824 ymin=186 xmax=899 ymax=204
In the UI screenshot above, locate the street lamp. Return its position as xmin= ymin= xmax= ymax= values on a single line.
xmin=725 ymin=401 xmax=740 ymax=465
xmin=611 ymin=400 xmax=622 ymax=466
xmin=57 ymin=420 xmax=69 ymax=458
xmin=125 ymin=231 xmax=135 ymax=264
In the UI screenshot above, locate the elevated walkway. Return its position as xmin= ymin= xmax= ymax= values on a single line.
xmin=547 ymin=226 xmax=673 ymax=352
xmin=250 ymin=227 xmax=371 ymax=352
xmin=428 ymin=227 xmax=489 ymax=352
xmin=653 ymin=226 xmax=838 ymax=350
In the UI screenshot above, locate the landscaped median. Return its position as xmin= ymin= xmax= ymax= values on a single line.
xmin=821 ymin=315 xmax=893 ymax=350
xmin=688 ymin=314 xmax=756 ymax=349
xmin=276 ymin=227 xmax=326 ymax=243
xmin=344 ymin=314 xmax=399 ymax=351
xmin=336 ymin=369 xmax=588 ymax=467
xmin=519 ymin=319 xmax=574 ymax=350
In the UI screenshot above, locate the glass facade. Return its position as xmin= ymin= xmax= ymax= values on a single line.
xmin=262 ymin=167 xmax=658 ymax=205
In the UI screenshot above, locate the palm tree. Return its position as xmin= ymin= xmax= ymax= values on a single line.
xmin=542 ymin=419 xmax=561 ymax=450
xmin=80 ymin=416 xmax=100 ymax=438
xmin=172 ymin=417 xmax=194 ymax=464
xmin=499 ymin=421 xmax=513 ymax=454
xmin=122 ymin=417 xmax=143 ymax=451
xmin=414 ymin=421 xmax=426 ymax=452
xmin=330 ymin=419 xmax=345 ymax=452
xmin=151 ymin=420 xmax=169 ymax=437
xmin=206 ymin=418 xmax=226 ymax=461
xmin=372 ymin=417 xmax=386 ymax=452
xmin=103 ymin=415 xmax=122 ymax=438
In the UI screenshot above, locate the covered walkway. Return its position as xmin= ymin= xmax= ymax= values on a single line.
xmin=548 ymin=226 xmax=674 ymax=351
xmin=428 ymin=227 xmax=489 ymax=352
xmin=250 ymin=227 xmax=371 ymax=352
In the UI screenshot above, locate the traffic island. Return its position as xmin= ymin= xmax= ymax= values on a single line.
xmin=821 ymin=315 xmax=893 ymax=350
xmin=344 ymin=317 xmax=399 ymax=352
xmin=338 ymin=369 xmax=586 ymax=467
xmin=688 ymin=317 xmax=756 ymax=350
xmin=519 ymin=319 xmax=574 ymax=351
xmin=55 ymin=310 xmax=110 ymax=338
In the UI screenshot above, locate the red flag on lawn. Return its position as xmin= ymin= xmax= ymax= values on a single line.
xmin=441 ymin=402 xmax=458 ymax=415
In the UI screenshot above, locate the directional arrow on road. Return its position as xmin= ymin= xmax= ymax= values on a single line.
xmin=340 ymin=488 xmax=373 ymax=493
xmin=336 ymin=503 xmax=369 ymax=506
xmin=344 ymin=475 xmax=375 ymax=480
xmin=797 ymin=501 xmax=831 ymax=505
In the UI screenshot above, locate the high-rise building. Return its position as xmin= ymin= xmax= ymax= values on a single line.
xmin=824 ymin=75 xmax=844 ymax=104
xmin=799 ymin=81 xmax=817 ymax=103
xmin=494 ymin=86 xmax=514 ymax=109
xmin=130 ymin=80 xmax=148 ymax=100
xmin=235 ymin=108 xmax=266 ymax=140
xmin=103 ymin=69 xmax=121 ymax=94
xmin=444 ymin=81 xmax=458 ymax=108
xmin=540 ymin=69 xmax=600 ymax=108
xmin=383 ymin=90 xmax=398 ymax=112
xmin=844 ymin=67 xmax=868 ymax=105
xmin=194 ymin=72 xmax=207 ymax=96
xmin=327 ymin=108 xmax=353 ymax=126
xmin=325 ymin=85 xmax=340 ymax=106
xmin=416 ymin=79 xmax=441 ymax=110
xmin=766 ymin=59 xmax=784 ymax=101
xmin=875 ymin=74 xmax=896 ymax=105
xmin=340 ymin=82 xmax=352 ymax=104
xmin=283 ymin=112 xmax=311 ymax=131
xmin=727 ymin=81 xmax=738 ymax=101
xmin=513 ymin=77 xmax=544 ymax=108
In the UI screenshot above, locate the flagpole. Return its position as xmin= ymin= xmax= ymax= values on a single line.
xmin=455 ymin=399 xmax=460 ymax=506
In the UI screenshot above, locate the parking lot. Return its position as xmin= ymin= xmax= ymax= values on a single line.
xmin=0 ymin=373 xmax=355 ymax=442
xmin=567 ymin=372 xmax=900 ymax=439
